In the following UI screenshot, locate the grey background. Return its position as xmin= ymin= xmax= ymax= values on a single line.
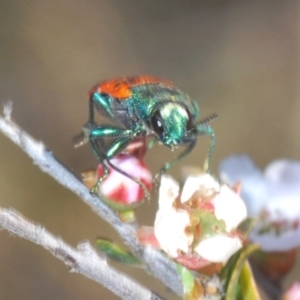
xmin=0 ymin=1 xmax=299 ymax=299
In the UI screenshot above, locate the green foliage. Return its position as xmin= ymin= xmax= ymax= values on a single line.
xmin=96 ymin=239 xmax=142 ymax=266
xmin=176 ymin=264 xmax=196 ymax=297
xmin=221 ymin=244 xmax=261 ymax=300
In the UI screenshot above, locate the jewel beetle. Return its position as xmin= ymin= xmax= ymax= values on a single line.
xmin=82 ymin=75 xmax=217 ymax=198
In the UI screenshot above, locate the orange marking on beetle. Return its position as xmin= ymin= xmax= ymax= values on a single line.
xmin=89 ymin=75 xmax=174 ymax=101
xmin=127 ymin=75 xmax=174 ymax=89
xmin=100 ymin=79 xmax=132 ymax=99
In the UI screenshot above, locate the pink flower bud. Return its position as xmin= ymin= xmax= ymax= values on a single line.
xmin=282 ymin=282 xmax=300 ymax=300
xmin=97 ymin=154 xmax=152 ymax=205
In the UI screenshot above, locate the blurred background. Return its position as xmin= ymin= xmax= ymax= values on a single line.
xmin=0 ymin=1 xmax=299 ymax=299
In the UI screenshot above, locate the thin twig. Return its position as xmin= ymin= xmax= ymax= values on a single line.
xmin=0 ymin=103 xmax=182 ymax=296
xmin=0 ymin=208 xmax=162 ymax=300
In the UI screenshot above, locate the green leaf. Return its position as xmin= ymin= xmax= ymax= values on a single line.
xmin=176 ymin=264 xmax=196 ymax=295
xmin=221 ymin=243 xmax=260 ymax=300
xmin=96 ymin=239 xmax=142 ymax=266
xmin=100 ymin=195 xmax=143 ymax=212
xmin=237 ymin=261 xmax=261 ymax=300
xmin=118 ymin=210 xmax=136 ymax=223
xmin=176 ymin=264 xmax=204 ymax=300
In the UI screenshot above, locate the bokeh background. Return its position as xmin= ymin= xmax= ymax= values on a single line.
xmin=0 ymin=1 xmax=299 ymax=299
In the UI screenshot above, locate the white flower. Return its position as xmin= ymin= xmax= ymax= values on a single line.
xmin=194 ymin=235 xmax=242 ymax=263
xmin=180 ymin=174 xmax=220 ymax=203
xmin=154 ymin=173 xmax=247 ymax=264
xmin=154 ymin=176 xmax=193 ymax=258
xmin=219 ymin=155 xmax=300 ymax=251
xmin=212 ymin=185 xmax=247 ymax=232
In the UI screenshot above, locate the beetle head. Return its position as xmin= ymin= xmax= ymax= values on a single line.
xmin=150 ymin=102 xmax=194 ymax=147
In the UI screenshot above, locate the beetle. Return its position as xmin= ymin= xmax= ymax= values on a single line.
xmin=82 ymin=75 xmax=217 ymax=199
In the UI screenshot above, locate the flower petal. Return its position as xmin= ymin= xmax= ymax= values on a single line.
xmin=212 ymin=185 xmax=247 ymax=232
xmin=194 ymin=235 xmax=242 ymax=263
xmin=158 ymin=175 xmax=180 ymax=211
xmin=265 ymin=160 xmax=300 ymax=185
xmin=154 ymin=207 xmax=192 ymax=258
xmin=155 ymin=175 xmax=194 ymax=258
xmin=219 ymin=155 xmax=269 ymax=216
xmin=220 ymin=155 xmax=300 ymax=251
xmin=180 ymin=174 xmax=220 ymax=203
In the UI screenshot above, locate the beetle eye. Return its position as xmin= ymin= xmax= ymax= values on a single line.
xmin=151 ymin=111 xmax=164 ymax=135
xmin=186 ymin=111 xmax=194 ymax=131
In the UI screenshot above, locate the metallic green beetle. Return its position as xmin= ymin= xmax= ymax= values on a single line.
xmin=82 ymin=75 xmax=217 ymax=198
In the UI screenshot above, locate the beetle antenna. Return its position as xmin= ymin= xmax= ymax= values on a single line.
xmin=106 ymin=159 xmax=151 ymax=202
xmin=198 ymin=113 xmax=218 ymax=126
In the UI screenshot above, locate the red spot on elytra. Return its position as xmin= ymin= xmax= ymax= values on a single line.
xmin=89 ymin=75 xmax=174 ymax=100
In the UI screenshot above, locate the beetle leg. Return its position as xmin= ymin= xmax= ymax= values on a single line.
xmin=88 ymin=93 xmax=96 ymax=123
xmin=155 ymin=122 xmax=216 ymax=186
xmin=88 ymin=126 xmax=150 ymax=201
xmin=89 ymin=135 xmax=132 ymax=195
xmin=105 ymin=158 xmax=150 ymax=202
xmin=89 ymin=92 xmax=114 ymax=123
xmin=105 ymin=137 xmax=151 ymax=201
xmin=74 ymin=121 xmax=99 ymax=148
xmin=85 ymin=92 xmax=114 ymax=144
xmin=155 ymin=140 xmax=196 ymax=186
xmin=89 ymin=126 xmax=132 ymax=160
xmin=88 ymin=126 xmax=131 ymax=193
xmin=74 ymin=93 xmax=109 ymax=148
xmin=192 ymin=123 xmax=216 ymax=172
